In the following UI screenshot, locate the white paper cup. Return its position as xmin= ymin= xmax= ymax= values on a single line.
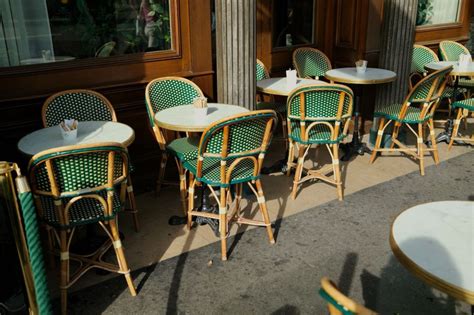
xmin=60 ymin=126 xmax=78 ymax=144
xmin=194 ymin=107 xmax=208 ymax=121
xmin=356 ymin=60 xmax=368 ymax=74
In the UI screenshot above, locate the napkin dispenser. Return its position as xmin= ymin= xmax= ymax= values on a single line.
xmin=286 ymin=69 xmax=297 ymax=87
xmin=458 ymin=53 xmax=472 ymax=69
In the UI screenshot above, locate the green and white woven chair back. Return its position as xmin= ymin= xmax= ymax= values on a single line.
xmin=288 ymin=84 xmax=353 ymax=120
xmin=200 ymin=110 xmax=276 ymax=158
xmin=412 ymin=45 xmax=438 ymax=74
xmin=30 ymin=143 xmax=128 ymax=196
xmin=256 ymin=59 xmax=270 ymax=81
xmin=293 ymin=48 xmax=332 ymax=79
xmin=43 ymin=90 xmax=115 ymax=127
xmin=439 ymin=41 xmax=470 ymax=61
xmin=408 ymin=66 xmax=452 ymax=103
xmin=287 ymin=84 xmax=353 ymax=144
xmin=145 ymin=77 xmax=204 ymax=126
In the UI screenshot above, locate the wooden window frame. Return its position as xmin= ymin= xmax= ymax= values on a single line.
xmin=270 ymin=0 xmax=317 ymax=53
xmin=415 ymin=0 xmax=466 ymax=33
xmin=0 ymin=0 xmax=181 ymax=76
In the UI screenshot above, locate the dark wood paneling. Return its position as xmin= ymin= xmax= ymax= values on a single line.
xmin=0 ymin=0 xmax=213 ymax=192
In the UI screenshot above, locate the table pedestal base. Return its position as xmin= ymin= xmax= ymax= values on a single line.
xmin=168 ymin=186 xmax=220 ymax=237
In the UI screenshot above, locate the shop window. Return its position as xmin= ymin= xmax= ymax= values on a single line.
xmin=416 ymin=0 xmax=462 ymax=27
xmin=0 ymin=0 xmax=174 ymax=68
xmin=272 ymin=0 xmax=315 ymax=48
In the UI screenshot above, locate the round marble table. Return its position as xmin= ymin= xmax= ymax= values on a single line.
xmin=18 ymin=121 xmax=135 ymax=156
xmin=425 ymin=61 xmax=474 ymax=76
xmin=154 ymin=103 xmax=248 ymax=132
xmin=325 ymin=68 xmax=397 ymax=160
xmin=256 ymin=77 xmax=326 ymax=96
xmin=390 ymin=201 xmax=474 ymax=305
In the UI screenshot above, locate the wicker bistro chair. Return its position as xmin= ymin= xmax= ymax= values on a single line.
xmin=448 ymin=98 xmax=474 ymax=149
xmin=42 ymin=89 xmax=117 ymax=127
xmin=286 ymin=84 xmax=354 ymax=201
xmin=41 ymin=89 xmax=139 ymax=232
xmin=411 ymin=45 xmax=460 ymax=118
xmin=145 ymin=77 xmax=203 ymax=213
xmin=256 ymin=59 xmax=288 ymax=143
xmin=292 ymin=47 xmax=332 ymax=80
xmin=439 ymin=40 xmax=474 ymax=91
xmin=28 ymin=142 xmax=136 ymax=314
xmin=184 ymin=110 xmax=277 ymax=261
xmin=370 ymin=66 xmax=452 ymax=176
xmin=319 ymin=277 xmax=377 ymax=315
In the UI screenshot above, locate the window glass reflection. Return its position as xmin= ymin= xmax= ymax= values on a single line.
xmin=0 ymin=0 xmax=172 ymax=68
xmin=416 ymin=0 xmax=461 ymax=26
xmin=272 ymin=0 xmax=314 ymax=48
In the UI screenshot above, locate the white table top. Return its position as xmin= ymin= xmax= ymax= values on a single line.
xmin=425 ymin=61 xmax=474 ymax=76
xmin=256 ymin=78 xmax=327 ymax=96
xmin=18 ymin=121 xmax=135 ymax=156
xmin=154 ymin=103 xmax=249 ymax=132
xmin=390 ymin=201 xmax=474 ymax=303
xmin=325 ymin=67 xmax=397 ymax=85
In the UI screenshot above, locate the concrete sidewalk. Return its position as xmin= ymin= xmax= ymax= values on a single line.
xmin=67 ymin=151 xmax=473 ymax=315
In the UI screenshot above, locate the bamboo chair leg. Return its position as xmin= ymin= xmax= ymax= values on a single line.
xmin=286 ymin=141 xmax=295 ymax=176
xmin=219 ymin=187 xmax=228 ymax=261
xmin=59 ymin=230 xmax=69 ymax=315
xmin=177 ymin=160 xmax=188 ymax=216
xmin=156 ymin=153 xmax=168 ymax=194
xmin=255 ymin=180 xmax=275 ymax=244
xmin=448 ymin=108 xmax=463 ymax=150
xmin=291 ymin=145 xmax=306 ymax=200
xmin=187 ymin=176 xmax=195 ymax=230
xmin=370 ymin=118 xmax=385 ymax=164
xmin=390 ymin=122 xmax=402 ymax=149
xmin=234 ymin=183 xmax=242 ymax=220
xmin=46 ymin=227 xmax=56 ymax=269
xmin=126 ymin=177 xmax=139 ymax=232
xmin=417 ymin=123 xmax=425 ymax=176
xmin=428 ymin=119 xmax=439 ymax=164
xmin=281 ymin=115 xmax=288 ymax=150
xmin=332 ymin=144 xmax=343 ymax=201
xmin=109 ymin=219 xmax=137 ymax=296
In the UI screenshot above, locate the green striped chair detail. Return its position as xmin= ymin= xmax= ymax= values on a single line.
xmin=256 ymin=59 xmax=288 ymax=144
xmin=286 ymin=84 xmax=353 ymax=201
xmin=371 ymin=66 xmax=452 ymax=176
xmin=292 ymin=47 xmax=332 ymax=80
xmin=145 ymin=77 xmax=202 ymax=212
xmin=448 ymin=98 xmax=474 ymax=149
xmin=320 ymin=277 xmax=377 ymax=315
xmin=439 ymin=40 xmax=474 ymax=91
xmin=28 ymin=143 xmax=137 ymax=314
xmin=184 ymin=110 xmax=277 ymax=261
xmin=42 ymin=89 xmax=117 ymax=127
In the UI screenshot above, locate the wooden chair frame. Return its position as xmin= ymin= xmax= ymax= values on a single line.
xmin=41 ymin=89 xmax=117 ymax=127
xmin=320 ymin=277 xmax=377 ymax=315
xmin=186 ymin=110 xmax=277 ymax=261
xmin=448 ymin=107 xmax=474 ymax=149
xmin=370 ymin=67 xmax=452 ymax=176
xmin=286 ymin=84 xmax=353 ymax=201
xmin=145 ymin=76 xmax=204 ymax=213
xmin=28 ymin=142 xmax=137 ymax=314
xmin=292 ymin=47 xmax=332 ymax=80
